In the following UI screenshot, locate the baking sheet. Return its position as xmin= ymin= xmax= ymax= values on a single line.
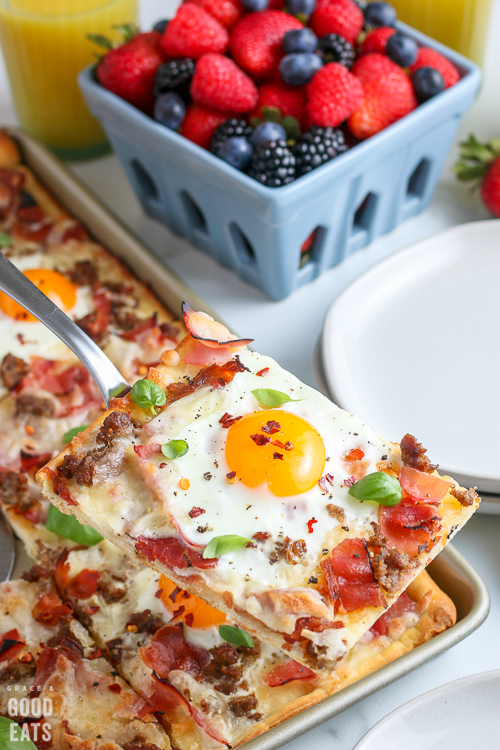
xmin=3 ymin=127 xmax=491 ymax=749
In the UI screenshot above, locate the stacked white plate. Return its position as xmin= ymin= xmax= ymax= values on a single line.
xmin=317 ymin=220 xmax=500 ymax=514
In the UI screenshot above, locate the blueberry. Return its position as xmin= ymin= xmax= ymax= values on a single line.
xmin=286 ymin=0 xmax=316 ymax=17
xmin=412 ymin=67 xmax=445 ymax=101
xmin=250 ymin=122 xmax=287 ymax=147
xmin=279 ymin=53 xmax=323 ymax=86
xmin=364 ymin=1 xmax=396 ymax=27
xmin=282 ymin=28 xmax=318 ymax=54
xmin=386 ymin=33 xmax=418 ymax=67
xmin=153 ymin=19 xmax=169 ymax=34
xmin=217 ymin=137 xmax=253 ymax=170
xmin=154 ymin=92 xmax=185 ymax=130
xmin=241 ymin=0 xmax=269 ymax=11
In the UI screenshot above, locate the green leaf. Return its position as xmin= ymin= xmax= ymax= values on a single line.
xmin=161 ymin=439 xmax=188 ymax=460
xmin=131 ymin=379 xmax=166 ymax=414
xmin=0 ymin=717 xmax=38 ymax=750
xmin=112 ymin=23 xmax=140 ymax=42
xmin=251 ymin=389 xmax=303 ymax=408
xmin=261 ymin=106 xmax=282 ymax=123
xmin=63 ymin=425 xmax=88 ymax=444
xmin=348 ymin=472 xmax=402 ymax=507
xmin=281 ymin=115 xmax=301 ymax=142
xmin=87 ymin=33 xmax=113 ymax=49
xmin=0 ymin=232 xmax=12 ymax=247
xmin=219 ymin=624 xmax=255 ymax=648
xmin=203 ymin=534 xmax=253 ymax=559
xmin=46 ymin=504 xmax=103 ymax=546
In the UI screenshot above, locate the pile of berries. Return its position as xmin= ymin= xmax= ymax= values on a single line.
xmin=94 ymin=1 xmax=460 ymax=188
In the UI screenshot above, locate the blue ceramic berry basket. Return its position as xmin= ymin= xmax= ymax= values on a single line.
xmin=79 ymin=22 xmax=480 ymax=301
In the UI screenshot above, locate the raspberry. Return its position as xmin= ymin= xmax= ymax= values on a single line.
xmin=230 ymin=11 xmax=304 ymax=79
xmin=250 ymin=81 xmax=308 ymax=129
xmin=183 ymin=0 xmax=244 ymax=29
xmin=310 ymin=0 xmax=364 ymax=46
xmin=307 ymin=62 xmax=363 ymax=127
xmin=248 ymin=139 xmax=296 ymax=187
xmin=181 ymin=103 xmax=235 ymax=148
xmin=191 ymin=53 xmax=258 ymax=113
xmin=410 ymin=47 xmax=460 ymax=89
xmin=210 ymin=118 xmax=254 ymax=154
xmin=360 ymin=26 xmax=395 ymax=55
xmin=160 ymin=4 xmax=229 ymax=59
xmin=293 ymin=125 xmax=347 ymax=175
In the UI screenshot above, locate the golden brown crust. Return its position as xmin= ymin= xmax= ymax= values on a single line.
xmin=0 ymin=130 xmax=21 ymax=168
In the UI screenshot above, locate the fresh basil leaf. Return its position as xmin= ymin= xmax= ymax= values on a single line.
xmin=131 ymin=379 xmax=166 ymax=414
xmin=348 ymin=472 xmax=402 ymax=507
xmin=0 ymin=716 xmax=38 ymax=749
xmin=203 ymin=534 xmax=253 ymax=559
xmin=46 ymin=504 xmax=103 ymax=546
xmin=0 ymin=233 xmax=12 ymax=247
xmin=63 ymin=425 xmax=88 ymax=444
xmin=251 ymin=389 xmax=303 ymax=408
xmin=87 ymin=33 xmax=113 ymax=49
xmin=161 ymin=439 xmax=188 ymax=460
xmin=219 ymin=624 xmax=255 ymax=648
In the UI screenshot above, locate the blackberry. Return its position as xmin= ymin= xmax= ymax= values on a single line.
xmin=210 ymin=119 xmax=253 ymax=155
xmin=153 ymin=58 xmax=195 ymax=101
xmin=248 ymin=139 xmax=296 ymax=188
xmin=317 ymin=34 xmax=355 ymax=68
xmin=293 ymin=126 xmax=347 ymax=176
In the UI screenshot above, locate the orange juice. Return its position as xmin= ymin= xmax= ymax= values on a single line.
xmin=390 ymin=0 xmax=493 ymax=65
xmin=0 ymin=0 xmax=138 ymax=158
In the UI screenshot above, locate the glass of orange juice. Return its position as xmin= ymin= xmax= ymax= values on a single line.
xmin=390 ymin=0 xmax=493 ymax=65
xmin=0 ymin=0 xmax=138 ymax=159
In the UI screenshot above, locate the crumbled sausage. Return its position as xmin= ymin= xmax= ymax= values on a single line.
xmin=96 ymin=411 xmax=135 ymax=447
xmin=228 ymin=693 xmax=262 ymax=721
xmin=46 ymin=631 xmax=84 ymax=659
xmin=0 ymin=659 xmax=36 ymax=685
xmin=69 ymin=260 xmax=98 ymax=287
xmin=450 ymin=485 xmax=479 ymax=507
xmin=58 ymin=454 xmax=95 ymax=487
xmin=270 ymin=536 xmax=307 ymax=565
xmin=326 ymin=504 xmax=345 ymax=523
xmin=21 ymin=565 xmax=48 ymax=583
xmin=15 ymin=394 xmax=55 ymax=418
xmin=400 ymin=434 xmax=437 ymax=474
xmin=370 ymin=544 xmax=417 ymax=594
xmin=96 ymin=578 xmax=126 ymax=605
xmin=1 ymin=353 xmax=29 ymax=389
xmin=126 ymin=610 xmax=164 ymax=635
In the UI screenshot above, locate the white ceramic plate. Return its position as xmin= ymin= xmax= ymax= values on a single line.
xmin=353 ymin=670 xmax=500 ymax=750
xmin=321 ymin=220 xmax=500 ymax=502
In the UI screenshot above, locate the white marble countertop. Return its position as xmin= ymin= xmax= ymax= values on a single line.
xmin=1 ymin=1 xmax=499 ymax=746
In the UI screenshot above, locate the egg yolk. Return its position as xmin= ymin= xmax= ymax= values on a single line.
xmin=0 ymin=268 xmax=77 ymax=322
xmin=159 ymin=575 xmax=227 ymax=628
xmin=225 ymin=410 xmax=325 ymax=497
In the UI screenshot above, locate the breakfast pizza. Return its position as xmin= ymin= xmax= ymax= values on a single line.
xmin=37 ymin=305 xmax=480 ymax=677
xmin=0 ymin=576 xmax=171 ymax=750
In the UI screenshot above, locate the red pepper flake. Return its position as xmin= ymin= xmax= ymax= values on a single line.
xmin=168 ymin=586 xmax=181 ymax=602
xmin=184 ymin=612 xmax=194 ymax=627
xmin=271 ymin=439 xmax=294 ymax=451
xmin=219 ymin=412 xmax=242 ymax=428
xmin=88 ymin=648 xmax=102 ymax=660
xmin=318 ymin=476 xmax=328 ymax=493
xmin=226 ymin=471 xmax=236 ymax=479
xmin=273 ymin=452 xmax=283 ymax=460
xmin=172 ymin=606 xmax=185 ymax=619
xmin=344 ymin=476 xmax=356 ymax=487
xmin=189 ymin=507 xmax=206 ymax=518
xmin=325 ymin=473 xmax=334 ymax=485
xmin=253 ymin=531 xmax=272 ymax=541
xmin=261 ymin=420 xmax=280 ymax=434
xmin=307 ymin=518 xmax=318 ymax=533
xmin=345 ymin=448 xmax=365 ymax=461
xmin=84 ymin=606 xmax=100 ymax=616
xmin=256 ymin=368 xmax=269 ymax=377
xmin=155 ymin=589 xmax=162 ymax=598
xmin=250 ymin=433 xmax=271 ymax=446
xmin=159 ymin=462 xmax=167 ymax=469
xmin=284 ymin=441 xmax=294 ymax=451
xmin=108 ymin=683 xmax=121 ymax=694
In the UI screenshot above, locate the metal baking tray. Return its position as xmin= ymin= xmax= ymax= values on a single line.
xmin=3 ymin=127 xmax=491 ymax=749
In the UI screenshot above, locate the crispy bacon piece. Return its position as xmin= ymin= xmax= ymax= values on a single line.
xmin=13 ymin=205 xmax=54 ymax=244
xmin=263 ymin=659 xmax=316 ymax=687
xmin=0 ymin=629 xmax=25 ymax=662
xmin=321 ymin=538 xmax=384 ymax=612
xmin=400 ymin=434 xmax=437 ymax=474
xmin=75 ymin=288 xmax=112 ymax=343
xmin=46 ymin=468 xmax=77 ymax=506
xmin=20 ymin=451 xmax=52 ymax=474
xmin=54 ymin=549 xmax=101 ymax=599
xmin=32 ymin=589 xmax=72 ymax=627
xmin=284 ymin=616 xmax=344 ymax=646
xmin=370 ymin=591 xmax=416 ymax=636
xmin=400 ymin=467 xmax=451 ymax=504
xmin=379 ymin=500 xmax=441 ymax=557
xmin=30 ymin=358 xmax=90 ymax=396
xmin=136 ymin=535 xmax=217 ymax=569
xmin=134 ymin=443 xmax=161 ymax=461
xmin=119 ymin=313 xmax=158 ymax=342
xmin=318 ymin=476 xmax=328 ymax=493
xmin=0 ymin=167 xmax=25 ymax=218
xmin=140 ymin=624 xmax=210 ymax=678
xmin=182 ymin=302 xmax=252 ymax=349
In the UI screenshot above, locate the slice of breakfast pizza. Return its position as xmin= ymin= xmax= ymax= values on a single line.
xmin=37 ymin=305 xmax=479 ymax=677
xmin=0 ymin=575 xmax=171 ymax=750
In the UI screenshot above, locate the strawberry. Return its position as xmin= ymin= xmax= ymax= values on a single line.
xmin=97 ymin=31 xmax=164 ymax=113
xmin=191 ymin=53 xmax=258 ymax=113
xmin=455 ymin=135 xmax=500 ymax=217
xmin=229 ymin=11 xmax=304 ymax=79
xmin=348 ymin=54 xmax=417 ymax=139
xmin=161 ymin=4 xmax=229 ymax=59
xmin=183 ymin=0 xmax=244 ymax=29
xmin=181 ymin=103 xmax=235 ymax=149
xmin=307 ymin=62 xmax=363 ymax=127
xmin=310 ymin=0 xmax=364 ymax=46
xmin=250 ymin=80 xmax=309 ymax=129
xmin=410 ymin=47 xmax=460 ymax=89
xmin=360 ymin=27 xmax=395 ymax=55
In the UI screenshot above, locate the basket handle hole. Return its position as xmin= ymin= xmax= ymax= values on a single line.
xmin=300 ymin=226 xmax=326 ymax=269
xmin=407 ymin=158 xmax=431 ymax=199
xmin=352 ymin=192 xmax=378 ymax=233
xmin=229 ymin=223 xmax=256 ymax=265
xmin=130 ymin=159 xmax=159 ymax=202
xmin=180 ymin=191 xmax=208 ymax=234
